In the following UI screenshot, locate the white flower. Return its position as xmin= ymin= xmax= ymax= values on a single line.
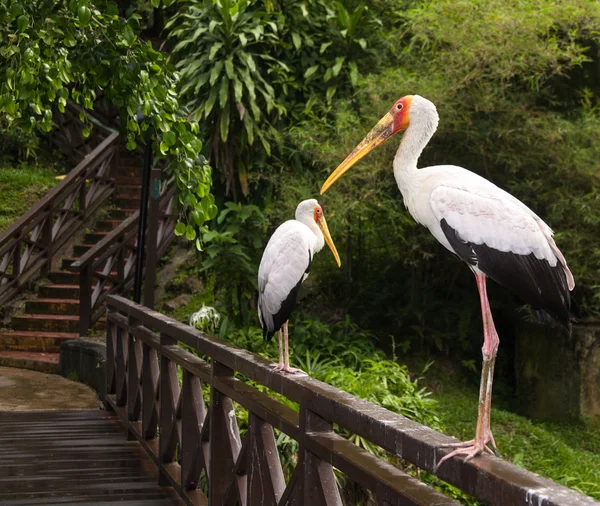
xmin=189 ymin=305 xmax=221 ymax=333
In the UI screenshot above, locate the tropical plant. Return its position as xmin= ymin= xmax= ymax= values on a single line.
xmin=0 ymin=0 xmax=215 ymax=241
xmin=167 ymin=0 xmax=380 ymax=200
xmin=168 ymin=0 xmax=289 ymax=198
xmin=199 ymin=201 xmax=268 ymax=323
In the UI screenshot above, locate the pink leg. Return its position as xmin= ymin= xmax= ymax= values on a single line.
xmin=435 ymin=273 xmax=499 ymax=472
xmin=281 ymin=321 xmax=306 ymax=375
xmin=271 ymin=330 xmax=284 ymax=371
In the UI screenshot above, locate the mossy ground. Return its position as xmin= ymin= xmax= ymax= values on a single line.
xmin=0 ymin=163 xmax=60 ymax=232
xmin=423 ymin=360 xmax=600 ymax=501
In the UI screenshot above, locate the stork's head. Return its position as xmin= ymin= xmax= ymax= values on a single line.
xmin=320 ymin=95 xmax=437 ymax=194
xmin=295 ymin=199 xmax=341 ymax=267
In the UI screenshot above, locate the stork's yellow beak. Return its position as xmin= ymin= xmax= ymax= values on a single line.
xmin=320 ymin=96 xmax=412 ymax=194
xmin=320 ymin=112 xmax=396 ymax=194
xmin=317 ymin=215 xmax=341 ymax=267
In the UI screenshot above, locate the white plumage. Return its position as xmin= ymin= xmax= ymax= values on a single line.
xmin=320 ymin=94 xmax=574 ymax=469
xmin=258 ymin=199 xmax=340 ymax=374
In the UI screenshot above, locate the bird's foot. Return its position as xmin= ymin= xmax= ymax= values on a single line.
xmin=271 ymin=361 xmax=285 ymax=371
xmin=281 ymin=366 xmax=307 ymax=375
xmin=434 ymin=431 xmax=498 ymax=473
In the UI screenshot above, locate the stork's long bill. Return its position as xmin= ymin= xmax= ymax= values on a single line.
xmin=320 ymin=96 xmax=412 ymax=194
xmin=318 ymin=215 xmax=341 ymax=267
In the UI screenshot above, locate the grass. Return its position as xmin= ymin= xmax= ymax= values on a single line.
xmin=424 ymin=361 xmax=600 ymax=501
xmin=0 ymin=163 xmax=60 ymax=233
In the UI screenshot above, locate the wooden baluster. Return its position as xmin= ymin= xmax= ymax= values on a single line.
xmin=246 ymin=413 xmax=286 ymax=506
xmin=12 ymin=235 xmax=21 ymax=281
xmin=300 ymin=408 xmax=342 ymax=506
xmin=79 ymin=263 xmax=92 ymax=337
xmin=159 ymin=332 xmax=181 ymax=486
xmin=127 ymin=315 xmax=142 ymax=426
xmin=115 ymin=321 xmax=128 ymax=407
xmin=78 ymin=176 xmax=87 ymax=217
xmin=181 ymin=370 xmax=207 ymax=490
xmin=142 ymin=342 xmax=159 ymax=440
xmin=41 ymin=209 xmax=53 ymax=276
xmin=105 ymin=311 xmax=116 ymax=399
xmin=144 ymin=167 xmax=161 ymax=309
xmin=209 ymin=361 xmax=242 ymax=506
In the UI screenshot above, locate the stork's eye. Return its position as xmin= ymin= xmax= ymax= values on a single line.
xmin=396 ymin=103 xmax=403 ymax=110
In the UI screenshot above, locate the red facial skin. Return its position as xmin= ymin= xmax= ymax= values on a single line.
xmin=313 ymin=205 xmax=323 ymax=223
xmin=389 ymin=96 xmax=412 ymax=133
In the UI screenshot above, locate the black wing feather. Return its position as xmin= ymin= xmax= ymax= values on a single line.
xmin=262 ymin=250 xmax=313 ymax=341
xmin=440 ymin=218 xmax=572 ymax=329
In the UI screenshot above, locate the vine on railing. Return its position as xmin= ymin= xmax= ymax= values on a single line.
xmin=71 ymin=168 xmax=176 ymax=336
xmin=0 ymin=133 xmax=119 ymax=308
xmin=105 ymin=295 xmax=597 ymax=506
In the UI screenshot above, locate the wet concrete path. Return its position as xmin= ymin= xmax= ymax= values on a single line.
xmin=0 ymin=366 xmax=101 ymax=411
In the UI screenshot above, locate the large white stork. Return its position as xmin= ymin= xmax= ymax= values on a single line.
xmin=258 ymin=199 xmax=341 ymax=374
xmin=320 ymin=95 xmax=574 ymax=469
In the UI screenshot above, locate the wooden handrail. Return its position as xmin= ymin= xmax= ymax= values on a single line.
xmin=74 ymin=174 xmax=176 ymax=336
xmin=0 ymin=132 xmax=119 ymax=307
xmin=0 ymin=132 xmax=118 ymax=246
xmin=71 ymin=212 xmax=139 ymax=272
xmin=105 ymin=295 xmax=600 ymax=506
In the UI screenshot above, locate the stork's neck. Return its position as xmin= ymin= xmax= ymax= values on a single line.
xmin=393 ymin=107 xmax=439 ymax=198
xmin=298 ymin=217 xmax=324 ymax=252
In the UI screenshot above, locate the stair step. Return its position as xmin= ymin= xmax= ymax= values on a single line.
xmin=0 ymin=350 xmax=60 ymax=374
xmin=73 ymin=243 xmax=96 ymax=256
xmin=50 ymin=270 xmax=79 ymax=283
xmin=11 ymin=314 xmax=106 ymax=332
xmin=60 ymin=258 xmax=79 ymax=270
xmin=39 ymin=284 xmax=80 ymax=298
xmin=117 ymin=196 xmax=141 ymax=209
xmin=26 ymin=298 xmax=80 ymax=315
xmin=95 ymin=219 xmax=125 ymax=232
xmin=108 ymin=209 xmax=137 ymax=220
xmin=116 ymin=176 xmax=143 ymax=185
xmin=118 ymin=156 xmax=142 ymax=168
xmin=84 ymin=231 xmax=109 ymax=243
xmin=117 ymin=185 xmax=142 ymax=197
xmin=0 ymin=331 xmax=78 ymax=352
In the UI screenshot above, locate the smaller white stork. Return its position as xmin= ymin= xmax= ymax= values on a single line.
xmin=258 ymin=199 xmax=341 ymax=374
xmin=320 ymin=95 xmax=574 ymax=470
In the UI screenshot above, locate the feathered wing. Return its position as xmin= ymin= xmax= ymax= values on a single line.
xmin=258 ymin=221 xmax=313 ymax=340
xmin=430 ymin=185 xmax=574 ymax=327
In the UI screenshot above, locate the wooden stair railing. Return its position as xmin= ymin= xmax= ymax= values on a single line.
xmin=71 ymin=168 xmax=176 ymax=336
xmin=0 ymin=132 xmax=120 ymax=308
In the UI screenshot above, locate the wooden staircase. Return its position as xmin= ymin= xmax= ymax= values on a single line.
xmin=0 ymin=153 xmax=142 ymax=373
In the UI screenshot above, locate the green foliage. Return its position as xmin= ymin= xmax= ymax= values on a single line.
xmin=200 ymin=202 xmax=268 ymax=323
xmin=167 ymin=0 xmax=379 ymax=199
xmin=0 ymin=162 xmax=60 ymax=232
xmin=427 ymin=364 xmax=600 ymax=501
xmin=281 ymin=0 xmax=600 ymax=362
xmin=0 ymin=0 xmax=214 ymax=242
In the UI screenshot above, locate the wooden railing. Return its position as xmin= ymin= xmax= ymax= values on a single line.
xmin=72 ymin=168 xmax=175 ymax=336
xmin=0 ymin=133 xmax=119 ymax=308
xmin=105 ymin=295 xmax=599 ymax=506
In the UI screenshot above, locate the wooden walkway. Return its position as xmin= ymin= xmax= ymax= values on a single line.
xmin=0 ymin=410 xmax=183 ymax=506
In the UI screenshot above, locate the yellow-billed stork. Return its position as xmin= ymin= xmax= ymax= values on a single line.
xmin=320 ymin=95 xmax=575 ymax=469
xmin=258 ymin=199 xmax=341 ymax=374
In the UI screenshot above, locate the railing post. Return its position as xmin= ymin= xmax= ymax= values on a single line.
xmin=79 ymin=264 xmax=92 ymax=337
xmin=41 ymin=208 xmax=53 ymax=276
xmin=144 ymin=167 xmax=161 ymax=309
xmin=105 ymin=305 xmax=116 ymax=401
xmin=300 ymin=407 xmax=343 ymax=506
xmin=142 ymin=340 xmax=159 ymax=440
xmin=12 ymin=235 xmax=21 ymax=281
xmin=78 ymin=175 xmax=87 ymax=218
xmin=209 ymin=360 xmax=242 ymax=506
xmin=127 ymin=315 xmax=142 ymax=429
xmin=159 ymin=332 xmax=181 ymax=486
